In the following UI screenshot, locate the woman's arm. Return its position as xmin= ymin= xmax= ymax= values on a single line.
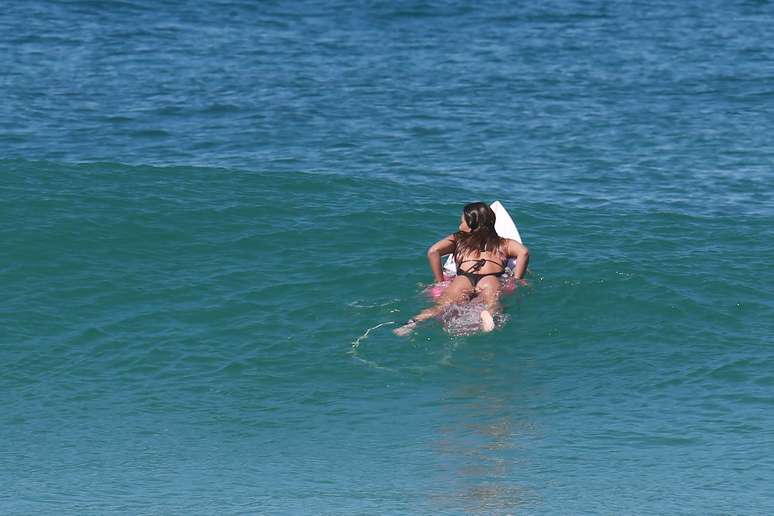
xmin=505 ymin=239 xmax=530 ymax=279
xmin=427 ymin=234 xmax=456 ymax=283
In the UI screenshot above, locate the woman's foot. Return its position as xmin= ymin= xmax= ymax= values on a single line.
xmin=480 ymin=310 xmax=495 ymax=332
xmin=393 ymin=319 xmax=417 ymax=337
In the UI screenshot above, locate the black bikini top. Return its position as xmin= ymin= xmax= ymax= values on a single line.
xmin=456 ymin=257 xmax=506 ymax=275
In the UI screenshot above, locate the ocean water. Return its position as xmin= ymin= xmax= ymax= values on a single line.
xmin=2 ymin=0 xmax=774 ymax=514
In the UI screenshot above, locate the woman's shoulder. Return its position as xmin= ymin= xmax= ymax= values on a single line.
xmin=496 ymin=238 xmax=517 ymax=257
xmin=501 ymin=238 xmax=528 ymax=255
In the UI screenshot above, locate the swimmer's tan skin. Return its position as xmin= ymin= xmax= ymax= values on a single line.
xmin=394 ymin=208 xmax=529 ymax=336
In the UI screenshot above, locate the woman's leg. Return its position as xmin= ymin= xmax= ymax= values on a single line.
xmin=393 ymin=276 xmax=474 ymax=336
xmin=476 ymin=276 xmax=502 ymax=332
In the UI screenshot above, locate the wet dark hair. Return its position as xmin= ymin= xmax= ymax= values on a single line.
xmin=454 ymin=202 xmax=503 ymax=260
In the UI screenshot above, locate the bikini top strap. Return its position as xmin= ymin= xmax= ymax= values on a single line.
xmin=457 ymin=258 xmax=506 ymax=273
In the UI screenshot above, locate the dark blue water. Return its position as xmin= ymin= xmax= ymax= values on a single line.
xmin=2 ymin=1 xmax=774 ymax=513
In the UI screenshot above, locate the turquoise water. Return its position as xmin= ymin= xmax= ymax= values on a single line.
xmin=3 ymin=1 xmax=774 ymax=514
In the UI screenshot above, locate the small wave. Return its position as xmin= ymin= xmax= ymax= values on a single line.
xmin=347 ymin=299 xmax=400 ymax=309
xmin=128 ymin=128 xmax=171 ymax=139
xmin=349 ymin=321 xmax=397 ymax=371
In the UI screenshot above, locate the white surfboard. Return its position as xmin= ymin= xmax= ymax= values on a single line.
xmin=442 ymin=201 xmax=523 ymax=277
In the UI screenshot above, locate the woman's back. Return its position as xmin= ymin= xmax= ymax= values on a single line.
xmin=455 ymin=245 xmax=506 ymax=275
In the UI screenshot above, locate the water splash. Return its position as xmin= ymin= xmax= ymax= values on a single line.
xmin=439 ymin=302 xmax=510 ymax=337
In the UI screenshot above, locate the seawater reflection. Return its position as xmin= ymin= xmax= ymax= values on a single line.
xmin=429 ymin=346 xmax=544 ymax=513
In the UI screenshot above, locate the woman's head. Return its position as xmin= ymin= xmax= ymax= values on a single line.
xmin=459 ymin=202 xmax=496 ymax=233
xmin=455 ymin=202 xmax=502 ymax=257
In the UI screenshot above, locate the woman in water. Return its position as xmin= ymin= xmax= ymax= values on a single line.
xmin=393 ymin=202 xmax=529 ymax=336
